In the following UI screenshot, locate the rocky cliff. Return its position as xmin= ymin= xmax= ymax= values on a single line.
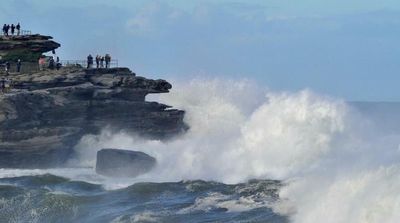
xmin=0 ymin=34 xmax=60 ymax=61
xmin=0 ymin=66 xmax=187 ymax=168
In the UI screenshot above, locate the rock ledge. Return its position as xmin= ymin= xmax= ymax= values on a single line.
xmin=0 ymin=67 xmax=187 ymax=168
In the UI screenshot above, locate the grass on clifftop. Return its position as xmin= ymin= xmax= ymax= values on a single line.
xmin=3 ymin=50 xmax=42 ymax=62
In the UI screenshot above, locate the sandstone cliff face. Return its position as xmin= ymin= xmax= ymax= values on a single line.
xmin=0 ymin=67 xmax=186 ymax=168
xmin=0 ymin=34 xmax=60 ymax=61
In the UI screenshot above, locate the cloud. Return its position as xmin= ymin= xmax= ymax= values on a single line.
xmin=126 ymin=1 xmax=185 ymax=36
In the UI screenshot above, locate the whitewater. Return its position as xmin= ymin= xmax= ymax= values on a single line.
xmin=1 ymin=78 xmax=400 ymax=223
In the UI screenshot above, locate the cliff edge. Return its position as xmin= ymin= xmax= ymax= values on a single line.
xmin=0 ymin=34 xmax=60 ymax=62
xmin=0 ymin=35 xmax=186 ymax=168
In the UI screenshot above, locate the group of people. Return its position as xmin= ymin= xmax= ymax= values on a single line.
xmin=87 ymin=54 xmax=111 ymax=69
xmin=0 ymin=58 xmax=13 ymax=93
xmin=1 ymin=59 xmax=21 ymax=75
xmin=38 ymin=56 xmax=61 ymax=71
xmin=2 ymin=23 xmax=21 ymax=36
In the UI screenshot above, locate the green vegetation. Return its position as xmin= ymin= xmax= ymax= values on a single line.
xmin=2 ymin=49 xmax=42 ymax=62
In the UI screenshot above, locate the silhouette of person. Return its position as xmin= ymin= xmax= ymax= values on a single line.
xmin=48 ymin=57 xmax=55 ymax=69
xmin=105 ymin=54 xmax=111 ymax=68
xmin=16 ymin=59 xmax=21 ymax=72
xmin=5 ymin=24 xmax=10 ymax=36
xmin=2 ymin=24 xmax=6 ymax=35
xmin=16 ymin=23 xmax=20 ymax=35
xmin=87 ymin=54 xmax=93 ymax=69
xmin=11 ymin=24 xmax=15 ymax=35
xmin=95 ymin=55 xmax=100 ymax=68
xmin=100 ymin=56 xmax=104 ymax=68
xmin=56 ymin=59 xmax=61 ymax=70
xmin=5 ymin=61 xmax=10 ymax=74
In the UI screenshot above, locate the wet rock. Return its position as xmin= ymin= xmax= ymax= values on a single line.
xmin=0 ymin=67 xmax=187 ymax=168
xmin=95 ymin=148 xmax=156 ymax=177
xmin=0 ymin=35 xmax=187 ymax=168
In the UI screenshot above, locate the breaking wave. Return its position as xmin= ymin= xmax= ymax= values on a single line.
xmin=73 ymin=78 xmax=400 ymax=223
xmin=74 ymin=79 xmax=350 ymax=182
xmin=4 ymin=78 xmax=400 ymax=222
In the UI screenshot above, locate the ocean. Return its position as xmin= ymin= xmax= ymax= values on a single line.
xmin=0 ymin=172 xmax=285 ymax=223
xmin=1 ymin=79 xmax=400 ymax=223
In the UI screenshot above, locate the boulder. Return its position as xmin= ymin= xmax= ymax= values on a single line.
xmin=95 ymin=148 xmax=156 ymax=177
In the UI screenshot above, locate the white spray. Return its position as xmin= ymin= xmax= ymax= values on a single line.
xmin=72 ymin=78 xmax=400 ymax=222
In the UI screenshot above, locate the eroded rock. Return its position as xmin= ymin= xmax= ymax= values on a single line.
xmin=0 ymin=67 xmax=187 ymax=168
xmin=95 ymin=148 xmax=156 ymax=177
xmin=0 ymin=34 xmax=60 ymax=61
xmin=0 ymin=34 xmax=187 ymax=168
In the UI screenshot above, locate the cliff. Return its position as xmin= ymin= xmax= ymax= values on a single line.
xmin=0 ymin=66 xmax=187 ymax=168
xmin=0 ymin=34 xmax=60 ymax=61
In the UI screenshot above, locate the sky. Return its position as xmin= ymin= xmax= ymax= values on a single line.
xmin=1 ymin=0 xmax=400 ymax=101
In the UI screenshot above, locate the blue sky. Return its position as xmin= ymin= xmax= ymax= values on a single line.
xmin=1 ymin=0 xmax=400 ymax=101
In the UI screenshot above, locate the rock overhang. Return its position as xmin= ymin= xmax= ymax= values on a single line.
xmin=0 ymin=34 xmax=60 ymax=62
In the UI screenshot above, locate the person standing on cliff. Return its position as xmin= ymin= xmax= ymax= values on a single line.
xmin=48 ymin=57 xmax=55 ymax=70
xmin=100 ymin=56 xmax=104 ymax=68
xmin=51 ymin=49 xmax=58 ymax=64
xmin=95 ymin=55 xmax=100 ymax=68
xmin=38 ymin=57 xmax=45 ymax=71
xmin=10 ymin=24 xmax=15 ymax=35
xmin=4 ymin=24 xmax=9 ymax=36
xmin=5 ymin=61 xmax=10 ymax=75
xmin=3 ymin=78 xmax=11 ymax=93
xmin=87 ymin=54 xmax=93 ymax=69
xmin=56 ymin=57 xmax=61 ymax=70
xmin=16 ymin=23 xmax=20 ymax=35
xmin=105 ymin=54 xmax=111 ymax=68
xmin=16 ymin=59 xmax=21 ymax=73
xmin=2 ymin=24 xmax=6 ymax=35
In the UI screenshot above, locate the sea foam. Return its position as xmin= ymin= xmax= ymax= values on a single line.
xmin=70 ymin=78 xmax=400 ymax=222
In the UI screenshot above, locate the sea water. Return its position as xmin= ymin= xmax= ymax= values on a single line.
xmin=1 ymin=78 xmax=400 ymax=223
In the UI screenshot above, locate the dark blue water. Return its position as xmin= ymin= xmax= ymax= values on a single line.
xmin=0 ymin=174 xmax=287 ymax=223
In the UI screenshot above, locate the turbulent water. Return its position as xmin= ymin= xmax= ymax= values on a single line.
xmin=0 ymin=173 xmax=285 ymax=223
xmin=2 ymin=79 xmax=400 ymax=223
